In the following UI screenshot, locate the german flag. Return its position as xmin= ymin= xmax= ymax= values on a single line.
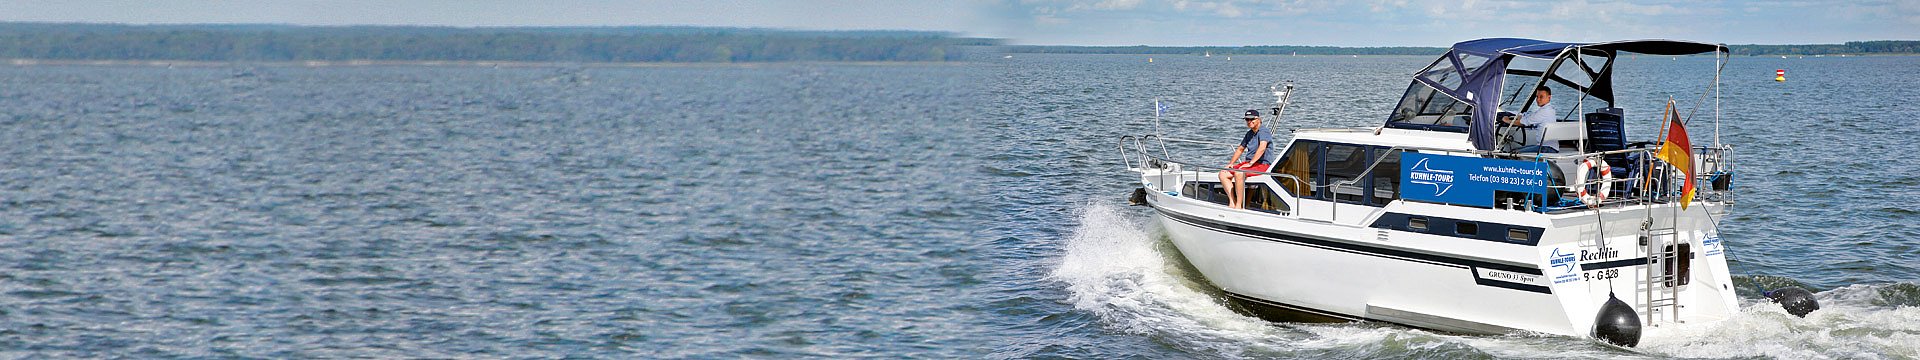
xmin=1653 ymin=100 xmax=1694 ymax=210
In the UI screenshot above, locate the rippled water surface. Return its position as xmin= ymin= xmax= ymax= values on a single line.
xmin=0 ymin=64 xmax=990 ymax=357
xmin=2 ymin=53 xmax=1916 ymax=358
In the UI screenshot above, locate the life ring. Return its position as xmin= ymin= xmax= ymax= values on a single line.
xmin=1574 ymin=158 xmax=1612 ymax=206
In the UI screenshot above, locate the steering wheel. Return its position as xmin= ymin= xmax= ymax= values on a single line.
xmin=1493 ymin=113 xmax=1524 ymax=150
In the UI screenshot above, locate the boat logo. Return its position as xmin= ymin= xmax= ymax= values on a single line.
xmin=1548 ymin=247 xmax=1582 ymax=284
xmin=1702 ymin=236 xmax=1723 ymax=256
xmin=1406 ymin=158 xmax=1455 ymax=197
xmin=1548 ymin=248 xmax=1576 ymax=274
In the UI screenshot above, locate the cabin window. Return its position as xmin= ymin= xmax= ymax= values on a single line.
xmin=1370 ymin=148 xmax=1404 ymax=206
xmin=1181 ymin=182 xmax=1222 ymax=204
xmin=1324 ymin=144 xmax=1368 ymax=204
xmin=1507 ymin=228 xmax=1530 ymax=242
xmin=1245 ymin=183 xmax=1291 ymax=214
xmin=1274 ymin=140 xmax=1320 ymax=198
xmin=1183 ymin=181 xmax=1289 ymax=214
xmin=1454 ymin=222 xmax=1479 ymax=236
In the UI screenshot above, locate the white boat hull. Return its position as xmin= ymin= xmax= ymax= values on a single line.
xmin=1142 ymin=175 xmax=1740 ymax=337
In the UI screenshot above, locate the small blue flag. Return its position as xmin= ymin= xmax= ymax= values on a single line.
xmin=1155 ymin=100 xmax=1170 ymax=117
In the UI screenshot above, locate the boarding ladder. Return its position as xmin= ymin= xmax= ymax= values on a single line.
xmin=1640 ymin=220 xmax=1685 ymax=325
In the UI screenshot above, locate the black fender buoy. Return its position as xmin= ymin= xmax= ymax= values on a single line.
xmin=1592 ymin=293 xmax=1642 ymax=347
xmin=1128 ymin=187 xmax=1149 ymax=206
xmin=1765 ymin=287 xmax=1820 ymax=318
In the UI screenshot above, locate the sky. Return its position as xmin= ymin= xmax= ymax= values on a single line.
xmin=0 ymin=0 xmax=1914 ymax=46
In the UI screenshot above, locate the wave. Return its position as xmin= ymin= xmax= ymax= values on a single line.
xmin=1050 ymin=201 xmax=1307 ymax=356
xmin=1642 ymin=283 xmax=1920 ymax=358
xmin=1051 ymin=202 xmax=1920 ymax=358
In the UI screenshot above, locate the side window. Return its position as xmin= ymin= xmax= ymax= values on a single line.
xmin=1371 ymin=148 xmax=1404 ymax=205
xmin=1247 ymin=183 xmax=1291 ymax=214
xmin=1274 ymin=140 xmax=1320 ymax=198
xmin=1324 ymin=144 xmax=1368 ymax=203
xmin=1182 ymin=182 xmax=1225 ymax=205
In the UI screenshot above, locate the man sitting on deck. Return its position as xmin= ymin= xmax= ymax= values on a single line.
xmin=1219 ymin=110 xmax=1274 ymax=209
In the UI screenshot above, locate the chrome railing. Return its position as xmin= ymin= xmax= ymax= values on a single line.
xmin=1118 ymin=135 xmax=1735 ymax=213
xmin=1506 ymin=145 xmax=1734 ymax=210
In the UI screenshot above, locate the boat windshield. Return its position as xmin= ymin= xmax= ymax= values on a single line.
xmin=1385 ymin=81 xmax=1473 ymax=132
xmin=1382 ymin=38 xmax=1727 ymax=151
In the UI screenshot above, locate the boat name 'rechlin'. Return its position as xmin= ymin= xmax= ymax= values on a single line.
xmin=1580 ymin=246 xmax=1619 ymax=261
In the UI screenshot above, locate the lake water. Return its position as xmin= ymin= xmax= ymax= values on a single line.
xmin=0 ymin=53 xmax=1915 ymax=358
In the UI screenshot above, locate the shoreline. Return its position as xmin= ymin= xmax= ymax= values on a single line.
xmin=0 ymin=58 xmax=977 ymax=67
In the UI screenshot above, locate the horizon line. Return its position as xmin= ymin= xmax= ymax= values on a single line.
xmin=2 ymin=21 xmax=1915 ymax=48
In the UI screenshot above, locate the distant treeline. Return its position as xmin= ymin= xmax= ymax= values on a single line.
xmin=1008 ymin=40 xmax=1920 ymax=56
xmin=1007 ymin=45 xmax=1445 ymax=56
xmin=3 ymin=23 xmax=1910 ymax=62
xmin=0 ymin=23 xmax=999 ymax=62
xmin=1729 ymin=41 xmax=1920 ymax=56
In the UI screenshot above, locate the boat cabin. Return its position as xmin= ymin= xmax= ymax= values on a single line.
xmin=1184 ymin=39 xmax=1732 ymax=214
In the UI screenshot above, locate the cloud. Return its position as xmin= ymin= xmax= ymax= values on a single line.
xmin=1091 ymin=0 xmax=1144 ymax=10
xmin=1368 ymin=0 xmax=1409 ymax=13
xmin=1026 ymin=0 xmax=1335 ymax=18
xmin=991 ymin=0 xmax=1919 ymax=46
xmin=1173 ymin=0 xmax=1248 ymax=17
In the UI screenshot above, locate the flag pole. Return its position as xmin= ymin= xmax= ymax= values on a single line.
xmin=1153 ymin=98 xmax=1163 ymax=137
xmin=1151 ymin=98 xmax=1159 ymax=137
xmin=1714 ymin=48 xmax=1722 ymax=147
xmin=1657 ymin=96 xmax=1672 ymax=145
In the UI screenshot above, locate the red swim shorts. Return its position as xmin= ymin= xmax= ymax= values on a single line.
xmin=1231 ymin=162 xmax=1270 ymax=173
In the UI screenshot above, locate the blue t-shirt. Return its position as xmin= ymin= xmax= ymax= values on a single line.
xmin=1238 ymin=129 xmax=1275 ymax=164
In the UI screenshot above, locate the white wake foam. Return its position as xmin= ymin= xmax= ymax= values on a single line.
xmin=1049 ymin=201 xmax=1300 ymax=355
xmin=1049 ymin=202 xmax=1920 ymax=358
xmin=1640 ymin=283 xmax=1920 ymax=359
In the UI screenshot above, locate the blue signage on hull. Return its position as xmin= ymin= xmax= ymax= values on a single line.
xmin=1549 ymin=247 xmax=1580 ymax=284
xmin=1401 ymin=153 xmax=1552 ymax=208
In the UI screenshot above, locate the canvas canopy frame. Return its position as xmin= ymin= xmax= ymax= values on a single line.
xmin=1385 ymin=38 xmax=1730 ymax=151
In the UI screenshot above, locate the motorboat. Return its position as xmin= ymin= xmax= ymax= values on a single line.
xmin=1117 ymin=38 xmax=1816 ymax=346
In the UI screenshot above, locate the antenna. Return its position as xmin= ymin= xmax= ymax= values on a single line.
xmin=1269 ymin=81 xmax=1296 ymax=121
xmin=1269 ymin=81 xmax=1295 ymax=138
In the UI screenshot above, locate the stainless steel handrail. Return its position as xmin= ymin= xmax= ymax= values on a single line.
xmin=1155 ymin=137 xmax=1235 ymax=147
xmin=1120 ymin=136 xmax=1734 ymax=212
